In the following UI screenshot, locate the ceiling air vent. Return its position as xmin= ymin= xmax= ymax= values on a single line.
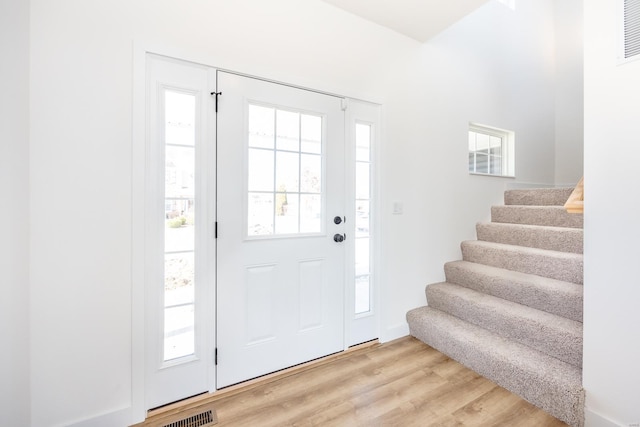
xmin=624 ymin=0 xmax=640 ymax=59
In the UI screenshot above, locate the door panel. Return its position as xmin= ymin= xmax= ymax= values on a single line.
xmin=216 ymin=72 xmax=346 ymax=388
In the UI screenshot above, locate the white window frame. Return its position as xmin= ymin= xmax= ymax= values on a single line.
xmin=468 ymin=122 xmax=515 ymax=178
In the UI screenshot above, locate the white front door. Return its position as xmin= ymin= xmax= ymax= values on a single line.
xmin=216 ymin=72 xmax=346 ymax=388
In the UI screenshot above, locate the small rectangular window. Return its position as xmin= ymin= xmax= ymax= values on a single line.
xmin=468 ymin=123 xmax=514 ymax=177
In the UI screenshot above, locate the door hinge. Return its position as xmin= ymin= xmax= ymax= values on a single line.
xmin=341 ymin=98 xmax=348 ymax=111
xmin=215 ymin=348 xmax=218 ymax=365
xmin=211 ymin=91 xmax=222 ymax=112
xmin=214 ymin=221 xmax=218 ymax=239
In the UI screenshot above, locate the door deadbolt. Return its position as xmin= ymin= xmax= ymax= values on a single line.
xmin=333 ymin=216 xmax=344 ymax=225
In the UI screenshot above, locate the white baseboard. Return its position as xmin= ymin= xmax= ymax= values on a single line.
xmin=585 ymin=408 xmax=628 ymax=427
xmin=380 ymin=322 xmax=409 ymax=343
xmin=67 ymin=407 xmax=132 ymax=427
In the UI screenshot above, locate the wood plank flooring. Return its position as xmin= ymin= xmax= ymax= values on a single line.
xmin=145 ymin=336 xmax=568 ymax=427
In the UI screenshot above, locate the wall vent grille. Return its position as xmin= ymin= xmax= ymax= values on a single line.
xmin=624 ymin=0 xmax=640 ymax=58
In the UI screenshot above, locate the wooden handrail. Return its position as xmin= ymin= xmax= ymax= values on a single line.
xmin=564 ymin=177 xmax=584 ymax=214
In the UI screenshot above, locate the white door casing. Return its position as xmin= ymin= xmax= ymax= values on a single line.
xmin=216 ymin=72 xmax=346 ymax=388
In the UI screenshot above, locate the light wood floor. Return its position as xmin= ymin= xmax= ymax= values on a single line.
xmin=148 ymin=336 xmax=567 ymax=426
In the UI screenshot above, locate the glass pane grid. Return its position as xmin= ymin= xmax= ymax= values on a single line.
xmin=163 ymin=89 xmax=197 ymax=362
xmin=354 ymin=123 xmax=372 ymax=315
xmin=247 ymin=104 xmax=323 ymax=237
xmin=469 ymin=130 xmax=505 ymax=176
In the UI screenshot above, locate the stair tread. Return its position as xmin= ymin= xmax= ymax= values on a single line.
xmin=445 ymin=260 xmax=583 ymax=322
xmin=492 ymin=205 xmax=583 ymax=229
xmin=407 ymin=306 xmax=584 ymax=427
xmin=504 ymin=187 xmax=574 ymax=206
xmin=461 ymin=240 xmax=583 ymax=284
xmin=427 ymin=282 xmax=582 ymax=367
xmin=477 ymin=221 xmax=583 ymax=254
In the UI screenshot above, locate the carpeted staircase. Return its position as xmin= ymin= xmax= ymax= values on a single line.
xmin=407 ymin=187 xmax=584 ymax=427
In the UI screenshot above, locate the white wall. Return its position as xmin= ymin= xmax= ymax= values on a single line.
xmin=26 ymin=0 xmax=582 ymax=425
xmin=0 ymin=0 xmax=30 ymax=426
xmin=380 ymin=0 xmax=559 ymax=339
xmin=583 ymin=1 xmax=640 ymax=426
xmin=554 ymin=0 xmax=584 ymax=186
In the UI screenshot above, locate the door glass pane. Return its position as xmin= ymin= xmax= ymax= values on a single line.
xmin=248 ymin=192 xmax=274 ymax=236
xmin=301 ymin=154 xmax=321 ymax=193
xmin=249 ymin=105 xmax=275 ymax=149
xmin=165 ymin=146 xmax=195 ymax=198
xmin=165 ymin=253 xmax=195 ymax=305
xmin=275 ymin=151 xmax=300 ymax=193
xmin=355 ymin=275 xmax=370 ymax=314
xmin=165 ymin=91 xmax=195 ymax=146
xmin=164 ymin=304 xmax=195 ymax=361
xmin=165 ymin=199 xmax=195 ymax=253
xmin=301 ymin=114 xmax=322 ymax=154
xmin=248 ymin=149 xmax=274 ymax=192
xmin=300 ymin=194 xmax=321 ymax=233
xmin=355 ymin=162 xmax=370 ymax=200
xmin=355 ymin=200 xmax=369 ymax=238
xmin=275 ymin=193 xmax=299 ymax=234
xmin=163 ymin=89 xmax=196 ymax=362
xmin=356 ymin=124 xmax=371 ymax=161
xmin=276 ymin=110 xmax=300 ymax=152
xmin=247 ymin=103 xmax=324 ymax=237
xmin=355 ymin=123 xmax=372 ymax=315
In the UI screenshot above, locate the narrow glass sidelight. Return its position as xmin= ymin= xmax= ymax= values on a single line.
xmin=354 ymin=123 xmax=372 ymax=315
xmin=163 ymin=90 xmax=196 ymax=362
xmin=247 ymin=104 xmax=323 ymax=237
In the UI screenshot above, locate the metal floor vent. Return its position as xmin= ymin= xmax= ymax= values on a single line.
xmin=148 ymin=403 xmax=218 ymax=427
xmin=161 ymin=409 xmax=217 ymax=427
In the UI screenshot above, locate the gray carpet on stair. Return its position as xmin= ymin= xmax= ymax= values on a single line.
xmin=476 ymin=222 xmax=583 ymax=254
xmin=504 ymin=187 xmax=573 ymax=206
xmin=426 ymin=282 xmax=583 ymax=367
xmin=492 ymin=205 xmax=584 ymax=228
xmin=407 ymin=307 xmax=584 ymax=427
xmin=444 ymin=261 xmax=583 ymax=322
xmin=407 ymin=186 xmax=584 ymax=426
xmin=462 ymin=240 xmax=583 ymax=284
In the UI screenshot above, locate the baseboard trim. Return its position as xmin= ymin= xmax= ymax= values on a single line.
xmin=584 ymin=408 xmax=625 ymax=427
xmin=67 ymin=406 xmax=132 ymax=427
xmin=381 ymin=322 xmax=409 ymax=343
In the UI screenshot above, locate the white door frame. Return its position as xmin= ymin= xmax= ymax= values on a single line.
xmin=131 ymin=48 xmax=380 ymax=424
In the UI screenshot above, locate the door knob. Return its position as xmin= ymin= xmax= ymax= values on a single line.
xmin=333 ymin=233 xmax=346 ymax=243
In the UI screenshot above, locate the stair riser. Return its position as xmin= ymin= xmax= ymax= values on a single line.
xmin=426 ymin=283 xmax=583 ymax=367
xmin=462 ymin=242 xmax=583 ymax=284
xmin=492 ymin=206 xmax=583 ymax=229
xmin=504 ymin=188 xmax=574 ymax=206
xmin=476 ymin=222 xmax=583 ymax=254
xmin=444 ymin=261 xmax=583 ymax=322
xmin=407 ymin=307 xmax=584 ymax=427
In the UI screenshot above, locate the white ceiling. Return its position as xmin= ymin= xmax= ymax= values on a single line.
xmin=320 ymin=0 xmax=490 ymax=43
